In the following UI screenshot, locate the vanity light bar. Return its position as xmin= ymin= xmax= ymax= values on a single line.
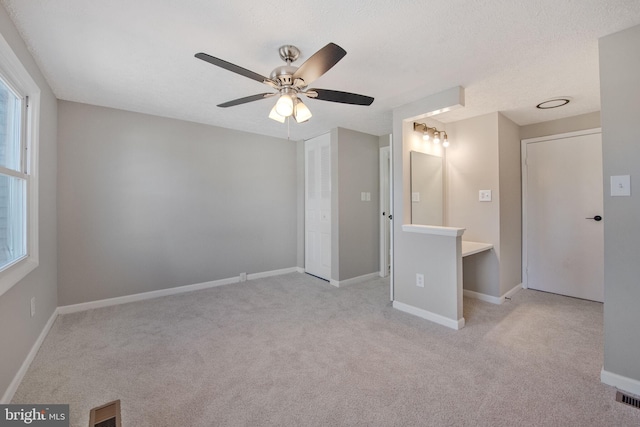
xmin=413 ymin=122 xmax=450 ymax=147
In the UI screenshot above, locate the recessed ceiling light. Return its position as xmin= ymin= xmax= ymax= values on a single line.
xmin=536 ymin=97 xmax=571 ymax=109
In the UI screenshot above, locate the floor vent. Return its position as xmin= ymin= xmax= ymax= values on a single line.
xmin=89 ymin=399 xmax=121 ymax=427
xmin=616 ymin=391 xmax=640 ymax=410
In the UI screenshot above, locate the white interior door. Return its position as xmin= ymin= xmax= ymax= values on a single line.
xmin=523 ymin=130 xmax=604 ymax=302
xmin=305 ymin=133 xmax=331 ymax=280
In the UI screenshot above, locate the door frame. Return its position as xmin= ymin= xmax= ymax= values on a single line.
xmin=379 ymin=145 xmax=390 ymax=279
xmin=304 ymin=133 xmax=332 ymax=281
xmin=521 ymin=128 xmax=602 ymax=289
xmin=379 ymin=135 xmax=394 ymax=300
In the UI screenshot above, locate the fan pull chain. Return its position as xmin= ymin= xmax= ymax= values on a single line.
xmin=287 ymin=116 xmax=290 ymax=140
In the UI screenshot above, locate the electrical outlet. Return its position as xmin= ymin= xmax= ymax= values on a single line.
xmin=416 ymin=273 xmax=424 ymax=288
xmin=30 ymin=297 xmax=35 ymax=317
xmin=479 ymin=190 xmax=492 ymax=202
xmin=239 ymin=272 xmax=247 ymax=282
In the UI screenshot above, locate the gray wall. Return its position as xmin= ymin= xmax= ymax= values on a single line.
xmin=335 ymin=128 xmax=380 ymax=281
xmin=379 ymin=134 xmax=390 ymax=148
xmin=57 ymin=101 xmax=297 ymax=305
xmin=447 ymin=113 xmax=501 ymax=296
xmin=520 ymin=111 xmax=600 ymax=140
xmin=0 ymin=5 xmax=58 ymax=400
xmin=395 ymin=231 xmax=461 ymax=321
xmin=599 ymin=25 xmax=640 ymax=384
xmin=446 ymin=112 xmax=521 ymax=298
xmin=497 ymin=113 xmax=522 ymax=295
xmin=296 ymin=140 xmax=305 ymax=269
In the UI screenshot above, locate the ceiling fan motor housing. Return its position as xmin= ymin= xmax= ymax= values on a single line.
xmin=270 ymin=65 xmax=298 ymax=86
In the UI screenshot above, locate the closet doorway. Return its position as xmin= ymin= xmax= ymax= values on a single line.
xmin=304 ymin=133 xmax=332 ymax=281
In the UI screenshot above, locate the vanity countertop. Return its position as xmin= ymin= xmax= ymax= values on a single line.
xmin=461 ymin=241 xmax=493 ymax=257
xmin=402 ymin=224 xmax=465 ymax=236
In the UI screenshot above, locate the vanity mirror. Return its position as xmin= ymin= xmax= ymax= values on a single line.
xmin=410 ymin=151 xmax=443 ymax=226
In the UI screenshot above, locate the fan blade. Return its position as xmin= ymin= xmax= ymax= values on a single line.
xmin=217 ymin=93 xmax=275 ymax=108
xmin=305 ymin=89 xmax=374 ymax=106
xmin=195 ymin=53 xmax=277 ymax=86
xmin=292 ymin=43 xmax=346 ymax=86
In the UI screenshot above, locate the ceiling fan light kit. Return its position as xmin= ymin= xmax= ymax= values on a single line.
xmin=195 ymin=43 xmax=374 ymax=124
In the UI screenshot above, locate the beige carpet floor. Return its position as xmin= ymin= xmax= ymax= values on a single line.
xmin=11 ymin=273 xmax=640 ymax=426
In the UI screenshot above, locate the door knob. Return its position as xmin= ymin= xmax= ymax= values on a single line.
xmin=586 ymin=215 xmax=602 ymax=221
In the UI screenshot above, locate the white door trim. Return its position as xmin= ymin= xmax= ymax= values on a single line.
xmin=304 ymin=133 xmax=332 ymax=281
xmin=521 ymin=128 xmax=602 ymax=289
xmin=388 ymin=135 xmax=395 ymax=300
xmin=379 ymin=145 xmax=390 ymax=279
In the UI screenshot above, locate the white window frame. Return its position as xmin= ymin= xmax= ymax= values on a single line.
xmin=0 ymin=33 xmax=40 ymax=297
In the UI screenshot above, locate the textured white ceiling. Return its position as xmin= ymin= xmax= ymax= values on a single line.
xmin=2 ymin=0 xmax=640 ymax=141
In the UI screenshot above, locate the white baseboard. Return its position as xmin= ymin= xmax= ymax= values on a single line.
xmin=392 ymin=300 xmax=465 ymax=330
xmin=295 ymin=267 xmax=305 ymax=274
xmin=1 ymin=309 xmax=58 ymax=404
xmin=601 ymin=368 xmax=640 ymax=396
xmin=247 ymin=267 xmax=299 ymax=280
xmin=58 ymin=277 xmax=239 ymax=314
xmin=329 ymin=272 xmax=380 ymax=288
xmin=463 ymin=289 xmax=502 ymax=304
xmin=463 ymin=283 xmax=523 ymax=305
xmin=503 ymin=283 xmax=523 ymax=300
xmin=58 ymin=267 xmax=299 ymax=315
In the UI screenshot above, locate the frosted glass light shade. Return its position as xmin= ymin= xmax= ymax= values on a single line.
xmin=275 ymin=94 xmax=294 ymax=117
xmin=294 ymin=99 xmax=312 ymax=123
xmin=269 ymin=105 xmax=286 ymax=123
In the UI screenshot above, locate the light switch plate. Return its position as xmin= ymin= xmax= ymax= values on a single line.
xmin=412 ymin=192 xmax=420 ymax=202
xmin=611 ymin=175 xmax=631 ymax=197
xmin=479 ymin=190 xmax=492 ymax=202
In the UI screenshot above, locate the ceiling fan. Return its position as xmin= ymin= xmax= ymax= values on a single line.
xmin=195 ymin=43 xmax=374 ymax=123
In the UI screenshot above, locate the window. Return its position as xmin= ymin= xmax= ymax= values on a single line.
xmin=0 ymin=77 xmax=27 ymax=268
xmin=0 ymin=34 xmax=40 ymax=296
